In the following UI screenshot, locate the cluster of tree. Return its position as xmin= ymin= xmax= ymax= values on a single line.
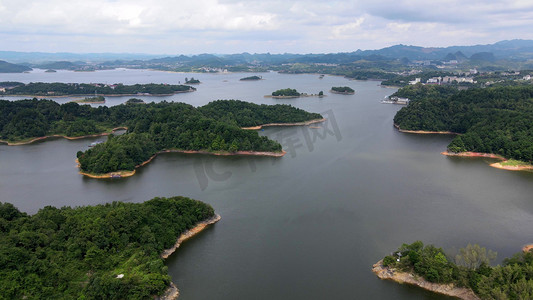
xmin=125 ymin=98 xmax=145 ymax=104
xmin=184 ymin=77 xmax=200 ymax=84
xmin=0 ymin=82 xmax=194 ymax=96
xmin=382 ymin=241 xmax=533 ymax=299
xmin=330 ymin=86 xmax=355 ymax=94
xmin=0 ymin=196 xmax=215 ymax=299
xmin=272 ymin=88 xmax=300 ymax=97
xmin=239 ymin=75 xmax=262 ymax=81
xmin=393 ymin=84 xmax=533 ymax=163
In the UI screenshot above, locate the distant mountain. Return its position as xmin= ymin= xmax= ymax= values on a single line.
xmin=355 ymin=39 xmax=533 ymax=60
xmin=2 ymin=39 xmax=533 ymax=68
xmin=0 ymin=60 xmax=32 ymax=73
xmin=0 ymin=51 xmax=167 ymax=64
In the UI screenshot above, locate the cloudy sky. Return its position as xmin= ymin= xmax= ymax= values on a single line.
xmin=1 ymin=0 xmax=532 ymax=54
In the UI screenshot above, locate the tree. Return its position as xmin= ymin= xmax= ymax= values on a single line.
xmin=455 ymin=244 xmax=497 ymax=270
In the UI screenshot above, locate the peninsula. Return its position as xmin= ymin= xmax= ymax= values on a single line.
xmin=72 ymin=95 xmax=106 ymax=104
xmin=0 ymin=196 xmax=218 ymax=299
xmin=0 ymin=98 xmax=322 ymax=177
xmin=393 ymin=84 xmax=533 ymax=171
xmin=374 ymin=241 xmax=533 ymax=300
xmin=0 ymin=82 xmax=195 ymax=96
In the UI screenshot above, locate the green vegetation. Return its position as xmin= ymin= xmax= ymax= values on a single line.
xmin=331 ymin=86 xmax=355 ymax=94
xmin=240 ymin=75 xmax=262 ymax=81
xmin=73 ymin=96 xmax=105 ymax=103
xmin=0 ymin=196 xmax=215 ymax=299
xmin=382 ymin=241 xmax=533 ymax=299
xmin=184 ymin=77 xmax=200 ymax=84
xmin=0 ymin=60 xmax=32 ymax=73
xmin=0 ymin=98 xmax=321 ymax=173
xmin=125 ymin=98 xmax=145 ymax=104
xmin=393 ymin=84 xmax=533 ymax=163
xmin=198 ymin=99 xmax=323 ymax=127
xmin=272 ymin=88 xmax=300 ymax=97
xmin=0 ymin=82 xmax=194 ymax=96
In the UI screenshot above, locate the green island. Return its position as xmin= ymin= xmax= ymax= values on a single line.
xmin=0 ymin=197 xmax=218 ymax=299
xmin=240 ymin=75 xmax=262 ymax=81
xmin=125 ymin=98 xmax=145 ymax=104
xmin=0 ymin=82 xmax=195 ymax=96
xmin=271 ymin=88 xmax=301 ymax=98
xmin=45 ymin=69 xmax=57 ymax=73
xmin=184 ymin=77 xmax=200 ymax=84
xmin=73 ymin=96 xmax=106 ymax=104
xmin=374 ymin=241 xmax=533 ymax=299
xmin=393 ymin=84 xmax=533 ymax=170
xmin=0 ymin=99 xmax=322 ymax=177
xmin=330 ymin=86 xmax=355 ymax=94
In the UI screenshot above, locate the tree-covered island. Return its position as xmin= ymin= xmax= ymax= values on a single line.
xmin=0 ymin=82 xmax=195 ymax=96
xmin=0 ymin=99 xmax=322 ymax=177
xmin=330 ymin=86 xmax=355 ymax=94
xmin=240 ymin=75 xmax=262 ymax=81
xmin=184 ymin=77 xmax=200 ymax=84
xmin=393 ymin=84 xmax=533 ymax=169
xmin=0 ymin=196 xmax=219 ymax=299
xmin=72 ymin=95 xmax=106 ymax=104
xmin=375 ymin=241 xmax=533 ymax=299
xmin=271 ymin=88 xmax=301 ymax=98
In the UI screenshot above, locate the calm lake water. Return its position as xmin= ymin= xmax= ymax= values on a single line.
xmin=1 ymin=69 xmax=533 ymax=299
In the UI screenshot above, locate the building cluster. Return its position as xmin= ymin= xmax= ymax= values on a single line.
xmin=409 ymin=76 xmax=476 ymax=85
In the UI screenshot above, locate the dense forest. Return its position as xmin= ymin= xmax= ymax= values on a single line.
xmin=393 ymin=84 xmax=533 ymax=163
xmin=0 ymin=99 xmax=321 ymax=174
xmin=381 ymin=241 xmax=533 ymax=299
xmin=0 ymin=196 xmax=215 ymax=299
xmin=272 ymin=88 xmax=300 ymax=97
xmin=198 ymin=100 xmax=323 ymax=127
xmin=0 ymin=82 xmax=194 ymax=96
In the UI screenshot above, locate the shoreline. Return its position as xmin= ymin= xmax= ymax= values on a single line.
xmin=441 ymin=151 xmax=533 ymax=171
xmin=372 ymin=259 xmax=480 ymax=300
xmin=394 ymin=123 xmax=458 ymax=135
xmin=78 ymin=149 xmax=286 ymax=178
xmin=158 ymin=214 xmax=221 ymax=300
xmin=523 ymin=244 xmax=533 ymax=252
xmin=0 ymin=127 xmax=127 ymax=146
xmin=161 ymin=214 xmax=221 ymax=259
xmin=242 ymin=118 xmax=326 ymax=130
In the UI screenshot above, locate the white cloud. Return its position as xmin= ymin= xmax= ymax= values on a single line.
xmin=0 ymin=0 xmax=533 ymax=53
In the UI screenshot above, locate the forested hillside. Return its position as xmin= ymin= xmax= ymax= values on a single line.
xmin=0 ymin=99 xmax=322 ymax=174
xmin=0 ymin=196 xmax=215 ymax=299
xmin=393 ymin=84 xmax=533 ymax=163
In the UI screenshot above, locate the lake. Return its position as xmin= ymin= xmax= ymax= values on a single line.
xmin=1 ymin=69 xmax=533 ymax=299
